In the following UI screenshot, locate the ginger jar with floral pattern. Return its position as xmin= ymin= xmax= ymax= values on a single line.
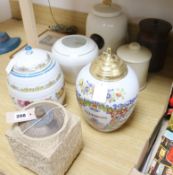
xmin=76 ymin=48 xmax=139 ymax=132
xmin=6 ymin=46 xmax=65 ymax=108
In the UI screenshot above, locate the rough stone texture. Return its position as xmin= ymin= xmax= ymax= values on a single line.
xmin=6 ymin=112 xmax=83 ymax=175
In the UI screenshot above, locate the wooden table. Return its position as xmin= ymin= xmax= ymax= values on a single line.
xmin=0 ymin=19 xmax=173 ymax=175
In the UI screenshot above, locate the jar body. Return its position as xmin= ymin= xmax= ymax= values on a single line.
xmin=138 ymin=32 xmax=169 ymax=72
xmin=52 ymin=35 xmax=98 ymax=84
xmin=76 ymin=64 xmax=139 ymax=132
xmin=127 ymin=61 xmax=150 ymax=90
xmin=7 ymin=59 xmax=65 ymax=108
xmin=52 ymin=48 xmax=98 ymax=84
xmin=138 ymin=18 xmax=172 ymax=72
xmin=116 ymin=42 xmax=152 ymax=90
xmin=86 ymin=12 xmax=127 ymax=53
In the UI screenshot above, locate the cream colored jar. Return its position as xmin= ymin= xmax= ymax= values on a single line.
xmin=117 ymin=42 xmax=152 ymax=90
xmin=86 ymin=0 xmax=127 ymax=53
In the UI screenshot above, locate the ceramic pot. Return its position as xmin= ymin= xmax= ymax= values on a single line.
xmin=52 ymin=34 xmax=98 ymax=84
xmin=76 ymin=48 xmax=139 ymax=132
xmin=86 ymin=0 xmax=127 ymax=53
xmin=6 ymin=46 xmax=65 ymax=108
xmin=6 ymin=100 xmax=83 ymax=175
xmin=117 ymin=42 xmax=152 ymax=90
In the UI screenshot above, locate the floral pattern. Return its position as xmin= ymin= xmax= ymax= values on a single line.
xmin=106 ymin=88 xmax=125 ymax=103
xmin=76 ymin=79 xmax=137 ymax=131
xmin=78 ymin=79 xmax=94 ymax=98
xmin=77 ymin=79 xmax=126 ymax=103
xmin=77 ymin=93 xmax=136 ymax=131
xmin=17 ymin=99 xmax=31 ymax=107
xmin=14 ymin=54 xmax=51 ymax=73
xmin=77 ymin=91 xmax=136 ymax=114
xmin=9 ymin=74 xmax=62 ymax=92
xmin=56 ymin=85 xmax=65 ymax=99
xmin=11 ymin=86 xmax=65 ymax=108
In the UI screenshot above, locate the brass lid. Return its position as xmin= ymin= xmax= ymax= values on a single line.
xmin=90 ymin=48 xmax=127 ymax=81
xmin=102 ymin=0 xmax=112 ymax=6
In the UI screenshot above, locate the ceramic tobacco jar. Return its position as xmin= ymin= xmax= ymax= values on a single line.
xmin=76 ymin=48 xmax=139 ymax=132
xmin=86 ymin=0 xmax=127 ymax=53
xmin=52 ymin=35 xmax=98 ymax=84
xmin=117 ymin=42 xmax=152 ymax=90
xmin=6 ymin=46 xmax=65 ymax=108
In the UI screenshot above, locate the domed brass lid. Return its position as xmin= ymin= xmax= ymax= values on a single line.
xmin=90 ymin=48 xmax=127 ymax=81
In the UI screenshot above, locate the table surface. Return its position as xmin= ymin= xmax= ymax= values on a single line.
xmin=0 ymin=19 xmax=173 ymax=175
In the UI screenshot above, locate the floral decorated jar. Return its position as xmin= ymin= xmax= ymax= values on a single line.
xmin=6 ymin=46 xmax=65 ymax=108
xmin=52 ymin=35 xmax=98 ymax=84
xmin=76 ymin=48 xmax=139 ymax=132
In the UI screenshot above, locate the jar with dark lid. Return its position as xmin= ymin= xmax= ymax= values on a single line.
xmin=137 ymin=18 xmax=172 ymax=72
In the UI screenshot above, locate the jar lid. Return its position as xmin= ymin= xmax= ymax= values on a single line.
xmin=139 ymin=18 xmax=172 ymax=36
xmin=52 ymin=35 xmax=97 ymax=57
xmin=117 ymin=42 xmax=152 ymax=63
xmin=11 ymin=46 xmax=52 ymax=73
xmin=90 ymin=48 xmax=127 ymax=81
xmin=92 ymin=1 xmax=121 ymax=18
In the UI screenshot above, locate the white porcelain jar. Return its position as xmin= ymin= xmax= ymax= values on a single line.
xmin=6 ymin=46 xmax=65 ymax=108
xmin=86 ymin=0 xmax=127 ymax=53
xmin=52 ymin=35 xmax=98 ymax=84
xmin=117 ymin=42 xmax=152 ymax=90
xmin=76 ymin=48 xmax=139 ymax=132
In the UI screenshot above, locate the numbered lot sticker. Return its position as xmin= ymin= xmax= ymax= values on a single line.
xmin=6 ymin=108 xmax=36 ymax=123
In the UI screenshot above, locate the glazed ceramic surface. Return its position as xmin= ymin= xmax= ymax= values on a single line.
xmin=76 ymin=49 xmax=139 ymax=132
xmin=138 ymin=18 xmax=172 ymax=72
xmin=6 ymin=46 xmax=65 ymax=108
xmin=86 ymin=0 xmax=127 ymax=53
xmin=117 ymin=42 xmax=152 ymax=90
xmin=52 ymin=34 xmax=98 ymax=84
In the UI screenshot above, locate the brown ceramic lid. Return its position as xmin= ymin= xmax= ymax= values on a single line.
xmin=139 ymin=18 xmax=172 ymax=36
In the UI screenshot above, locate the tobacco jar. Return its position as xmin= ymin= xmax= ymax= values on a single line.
xmin=52 ymin=34 xmax=98 ymax=84
xmin=117 ymin=42 xmax=152 ymax=90
xmin=138 ymin=18 xmax=172 ymax=72
xmin=86 ymin=0 xmax=127 ymax=53
xmin=6 ymin=46 xmax=65 ymax=108
xmin=76 ymin=48 xmax=139 ymax=132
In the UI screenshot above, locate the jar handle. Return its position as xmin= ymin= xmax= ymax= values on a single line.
xmin=102 ymin=0 xmax=112 ymax=6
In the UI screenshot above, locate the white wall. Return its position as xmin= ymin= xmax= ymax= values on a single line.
xmin=0 ymin=0 xmax=11 ymax=22
xmin=33 ymin=0 xmax=173 ymax=26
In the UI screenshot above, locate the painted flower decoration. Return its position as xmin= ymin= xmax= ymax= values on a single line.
xmin=78 ymin=79 xmax=94 ymax=98
xmin=106 ymin=88 xmax=126 ymax=103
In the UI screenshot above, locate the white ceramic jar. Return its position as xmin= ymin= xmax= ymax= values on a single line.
xmin=6 ymin=46 xmax=65 ymax=108
xmin=117 ymin=42 xmax=152 ymax=90
xmin=86 ymin=0 xmax=127 ymax=53
xmin=76 ymin=48 xmax=139 ymax=132
xmin=52 ymin=35 xmax=98 ymax=84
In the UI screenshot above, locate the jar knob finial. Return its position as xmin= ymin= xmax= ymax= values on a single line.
xmin=90 ymin=47 xmax=127 ymax=81
xmin=102 ymin=0 xmax=112 ymax=6
xmin=103 ymin=47 xmax=112 ymax=59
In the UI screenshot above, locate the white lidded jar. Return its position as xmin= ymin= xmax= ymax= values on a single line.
xmin=52 ymin=35 xmax=98 ymax=84
xmin=86 ymin=0 xmax=127 ymax=53
xmin=117 ymin=42 xmax=152 ymax=90
xmin=76 ymin=48 xmax=139 ymax=132
xmin=6 ymin=46 xmax=65 ymax=108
